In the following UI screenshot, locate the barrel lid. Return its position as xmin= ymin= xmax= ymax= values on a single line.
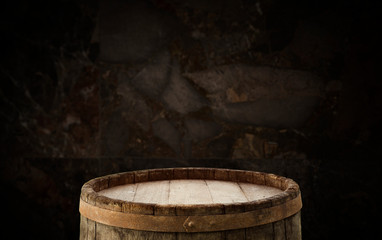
xmin=79 ymin=168 xmax=302 ymax=232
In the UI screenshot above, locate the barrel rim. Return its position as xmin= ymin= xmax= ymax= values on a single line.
xmin=80 ymin=167 xmax=301 ymax=216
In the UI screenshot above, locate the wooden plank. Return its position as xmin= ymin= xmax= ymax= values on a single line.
xmin=108 ymin=173 xmax=126 ymax=188
xmin=264 ymin=174 xmax=284 ymax=189
xmin=95 ymin=222 xmax=121 ymax=240
xmin=80 ymin=217 xmax=96 ymax=240
xmin=133 ymin=180 xmax=170 ymax=204
xmin=135 ymin=170 xmax=149 ymax=183
xmin=88 ymin=217 xmax=96 ymax=240
xmin=79 ymin=215 xmax=87 ymax=240
xmin=214 ymin=169 xmax=230 ymax=181
xmin=188 ymin=168 xmax=214 ymax=180
xmin=98 ymin=180 xmax=282 ymax=205
xmin=80 ymin=195 xmax=301 ymax=233
xmin=98 ymin=183 xmax=137 ymax=202
xmin=177 ymin=232 xmax=224 ymax=240
xmin=273 ymin=219 xmax=286 ymax=240
xmin=98 ymin=177 xmax=109 ymax=191
xmin=252 ymin=172 xmax=266 ymax=185
xmin=237 ymin=170 xmax=254 ymax=183
xmin=224 ymin=229 xmax=246 ymax=239
xmin=171 ymin=178 xmax=222 ymax=238
xmin=285 ymin=212 xmax=301 ymax=240
xmin=205 ymin=180 xmax=248 ymax=203
xmin=82 ymin=216 xmax=251 ymax=240
xmin=95 ymin=221 xmax=177 ymax=240
xmin=173 ymin=168 xmax=188 ymax=179
xmin=168 ymin=180 xmax=213 ymax=205
xmin=149 ymin=169 xmax=173 ymax=181
xmin=238 ymin=182 xmax=282 ymax=201
xmin=123 ymin=230 xmax=176 ymax=240
xmin=245 ymin=222 xmax=274 ymax=240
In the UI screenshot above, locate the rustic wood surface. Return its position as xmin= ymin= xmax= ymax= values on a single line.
xmin=98 ymin=179 xmax=282 ymax=204
xmin=80 ymin=213 xmax=301 ymax=240
xmin=79 ymin=168 xmax=302 ymax=240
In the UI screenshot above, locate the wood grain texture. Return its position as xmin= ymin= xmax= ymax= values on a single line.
xmin=176 ymin=232 xmax=224 ymax=240
xmin=206 ymin=180 xmax=248 ymax=203
xmin=98 ymin=179 xmax=283 ymax=205
xmin=168 ymin=180 xmax=213 ymax=205
xmin=224 ymin=229 xmax=246 ymax=240
xmin=133 ymin=180 xmax=170 ymax=204
xmin=273 ymin=219 xmax=286 ymax=240
xmin=80 ymin=217 xmax=177 ymax=240
xmin=80 ymin=212 xmax=301 ymax=240
xmin=98 ymin=183 xmax=137 ymax=202
xmin=245 ymin=222 xmax=274 ymax=240
xmin=80 ymin=215 xmax=96 ymax=240
xmin=239 ymin=182 xmax=282 ymax=201
xmin=79 ymin=195 xmax=301 ymax=232
xmin=285 ymin=212 xmax=302 ymax=240
xmin=79 ymin=168 xmax=302 ymax=240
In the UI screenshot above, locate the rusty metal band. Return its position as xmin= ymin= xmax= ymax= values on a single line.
xmin=79 ymin=194 xmax=302 ymax=232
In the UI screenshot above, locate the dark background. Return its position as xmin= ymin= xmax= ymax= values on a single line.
xmin=1 ymin=0 xmax=381 ymax=239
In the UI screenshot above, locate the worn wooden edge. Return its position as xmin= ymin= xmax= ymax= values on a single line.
xmin=79 ymin=194 xmax=302 ymax=232
xmin=80 ymin=168 xmax=301 ymax=216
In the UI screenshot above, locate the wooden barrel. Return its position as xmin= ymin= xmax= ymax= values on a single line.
xmin=79 ymin=168 xmax=302 ymax=239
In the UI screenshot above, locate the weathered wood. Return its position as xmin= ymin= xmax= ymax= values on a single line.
xmin=168 ymin=179 xmax=213 ymax=205
xmin=176 ymin=192 xmax=224 ymax=240
xmin=285 ymin=212 xmax=302 ymax=240
xmin=80 ymin=215 xmax=96 ymax=240
xmin=99 ymin=179 xmax=283 ymax=205
xmin=239 ymin=182 xmax=282 ymax=201
xmin=79 ymin=214 xmax=301 ymax=240
xmin=79 ymin=215 xmax=88 ymax=240
xmin=225 ymin=229 xmax=246 ymax=239
xmin=98 ymin=183 xmax=137 ymax=202
xmin=206 ymin=180 xmax=248 ymax=203
xmin=246 ymin=222 xmax=274 ymax=240
xmin=133 ymin=180 xmax=170 ymax=204
xmin=80 ymin=217 xmax=177 ymax=240
xmin=79 ymin=168 xmax=302 ymax=240
xmin=176 ymin=231 xmax=224 ymax=240
xmin=273 ymin=219 xmax=286 ymax=240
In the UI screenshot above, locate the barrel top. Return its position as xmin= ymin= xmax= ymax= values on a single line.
xmin=79 ymin=168 xmax=302 ymax=232
xmin=80 ymin=168 xmax=300 ymax=215
xmin=98 ymin=179 xmax=283 ymax=205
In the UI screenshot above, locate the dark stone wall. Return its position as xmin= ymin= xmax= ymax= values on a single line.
xmin=1 ymin=0 xmax=381 ymax=239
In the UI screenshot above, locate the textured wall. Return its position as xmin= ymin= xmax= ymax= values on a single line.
xmin=0 ymin=0 xmax=381 ymax=239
